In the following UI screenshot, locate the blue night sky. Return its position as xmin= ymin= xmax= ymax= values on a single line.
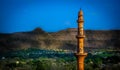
xmin=0 ymin=0 xmax=120 ymax=33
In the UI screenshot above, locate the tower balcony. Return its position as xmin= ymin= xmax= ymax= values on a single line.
xmin=77 ymin=20 xmax=84 ymax=23
xmin=76 ymin=35 xmax=85 ymax=38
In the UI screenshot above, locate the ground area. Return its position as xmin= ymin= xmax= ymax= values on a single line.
xmin=0 ymin=48 xmax=120 ymax=70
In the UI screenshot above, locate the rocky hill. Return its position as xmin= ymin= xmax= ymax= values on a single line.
xmin=0 ymin=28 xmax=120 ymax=53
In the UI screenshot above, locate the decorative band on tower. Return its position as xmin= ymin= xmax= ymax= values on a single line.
xmin=75 ymin=9 xmax=87 ymax=70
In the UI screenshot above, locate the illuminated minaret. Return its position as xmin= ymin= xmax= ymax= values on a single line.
xmin=75 ymin=9 xmax=87 ymax=70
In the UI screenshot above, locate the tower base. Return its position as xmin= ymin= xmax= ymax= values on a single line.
xmin=75 ymin=53 xmax=87 ymax=70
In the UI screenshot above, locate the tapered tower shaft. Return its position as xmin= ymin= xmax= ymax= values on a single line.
xmin=75 ymin=10 xmax=87 ymax=70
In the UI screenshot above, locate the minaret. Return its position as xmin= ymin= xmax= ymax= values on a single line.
xmin=75 ymin=9 xmax=87 ymax=70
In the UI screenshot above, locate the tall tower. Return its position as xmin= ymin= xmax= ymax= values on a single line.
xmin=75 ymin=9 xmax=87 ymax=70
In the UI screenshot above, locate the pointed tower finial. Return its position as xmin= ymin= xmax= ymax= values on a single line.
xmin=80 ymin=8 xmax=82 ymax=10
xmin=80 ymin=8 xmax=83 ymax=11
xmin=77 ymin=9 xmax=84 ymax=23
xmin=79 ymin=9 xmax=83 ymax=16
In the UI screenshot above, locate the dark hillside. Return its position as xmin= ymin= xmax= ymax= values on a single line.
xmin=0 ymin=28 xmax=120 ymax=53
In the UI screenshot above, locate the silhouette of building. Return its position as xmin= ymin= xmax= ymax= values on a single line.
xmin=75 ymin=9 xmax=87 ymax=70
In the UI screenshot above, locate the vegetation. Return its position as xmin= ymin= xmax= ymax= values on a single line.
xmin=0 ymin=48 xmax=120 ymax=70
